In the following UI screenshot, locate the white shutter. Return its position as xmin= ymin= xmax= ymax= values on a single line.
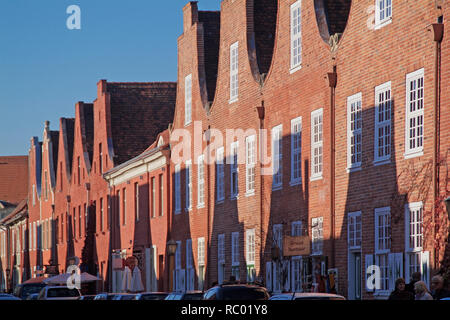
xmin=421 ymin=251 xmax=430 ymax=288
xmin=365 ymin=254 xmax=374 ymax=292
xmin=266 ymin=262 xmax=272 ymax=292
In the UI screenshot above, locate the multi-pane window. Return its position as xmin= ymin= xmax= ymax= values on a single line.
xmin=218 ymin=234 xmax=226 ymax=284
xmin=134 ymin=183 xmax=140 ymax=221
xmin=122 ymin=188 xmax=126 ymax=225
xmin=405 ymin=69 xmax=425 ymax=158
xmin=375 ymin=207 xmax=391 ymax=292
xmin=291 ymin=117 xmax=302 ymax=185
xmin=216 ymin=147 xmax=225 ymax=202
xmin=186 ymin=239 xmax=194 ymax=291
xmin=311 ymin=217 xmax=323 ymax=255
xmin=230 ymin=142 xmax=239 ymax=199
xmin=186 ymin=239 xmax=193 ymax=269
xmin=290 ymin=0 xmax=302 ymax=71
xmin=374 ymin=82 xmax=392 ymax=163
xmin=185 ymin=74 xmax=192 ymax=125
xmin=246 ymin=135 xmax=256 ymax=194
xmin=311 ymin=109 xmax=323 ymax=180
xmin=347 ymin=93 xmax=363 ymax=170
xmin=159 ymin=174 xmax=164 ymax=216
xmin=230 ymin=42 xmax=239 ymax=102
xmin=348 ymin=211 xmax=362 ymax=249
xmin=405 ymin=202 xmax=423 ymax=279
xmin=197 ymin=155 xmax=205 ymax=208
xmin=186 ymin=160 xmax=192 ymax=210
xmin=273 ymin=224 xmax=283 ymax=255
xmin=198 ymin=237 xmax=205 ymax=290
xmin=272 ymin=125 xmax=283 ymax=189
xmin=174 ymin=164 xmax=181 ymax=214
xmin=232 ymin=232 xmax=239 ymax=267
xmin=246 ymin=229 xmax=256 ymax=265
xmin=375 ymin=0 xmax=392 ymax=28
xmin=151 ymin=177 xmax=156 ymax=218
xmin=292 ymin=221 xmax=302 ymax=237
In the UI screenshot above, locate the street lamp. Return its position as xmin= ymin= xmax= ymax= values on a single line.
xmin=167 ymin=240 xmax=177 ymax=291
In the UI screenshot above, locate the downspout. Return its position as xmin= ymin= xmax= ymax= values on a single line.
xmin=256 ymin=103 xmax=265 ymax=281
xmin=327 ymin=67 xmax=337 ymax=269
xmin=431 ymin=22 xmax=444 ymax=269
xmin=206 ymin=125 xmax=211 ymax=291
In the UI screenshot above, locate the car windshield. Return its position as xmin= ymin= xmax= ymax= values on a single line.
xmin=222 ymin=287 xmax=269 ymax=300
xmin=47 ymin=288 xmax=80 ymax=298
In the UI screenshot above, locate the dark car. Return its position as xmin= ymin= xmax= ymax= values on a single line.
xmin=93 ymin=293 xmax=118 ymax=300
xmin=165 ymin=291 xmax=204 ymax=300
xmin=112 ymin=293 xmax=138 ymax=300
xmin=26 ymin=293 xmax=39 ymax=300
xmin=134 ymin=292 xmax=169 ymax=300
xmin=0 ymin=293 xmax=21 ymax=300
xmin=203 ymin=284 xmax=270 ymax=300
xmin=78 ymin=295 xmax=97 ymax=300
xmin=13 ymin=283 xmax=47 ymax=300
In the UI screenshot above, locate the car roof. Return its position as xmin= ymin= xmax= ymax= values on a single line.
xmin=272 ymin=293 xmax=345 ymax=299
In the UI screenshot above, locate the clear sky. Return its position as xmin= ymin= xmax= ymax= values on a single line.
xmin=0 ymin=0 xmax=221 ymax=156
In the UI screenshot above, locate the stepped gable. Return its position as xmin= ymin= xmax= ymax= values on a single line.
xmin=198 ymin=10 xmax=221 ymax=102
xmin=107 ymin=82 xmax=177 ymax=165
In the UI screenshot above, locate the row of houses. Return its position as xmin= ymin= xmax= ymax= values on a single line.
xmin=0 ymin=0 xmax=449 ymax=299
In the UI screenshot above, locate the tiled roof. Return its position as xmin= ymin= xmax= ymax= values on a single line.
xmin=0 ymin=156 xmax=28 ymax=205
xmin=107 ymin=82 xmax=176 ymax=165
xmin=199 ymin=11 xmax=220 ymax=103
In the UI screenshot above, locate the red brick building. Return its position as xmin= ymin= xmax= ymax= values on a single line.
xmin=1 ymin=0 xmax=448 ymax=300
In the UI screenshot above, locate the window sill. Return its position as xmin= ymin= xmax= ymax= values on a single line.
xmin=197 ymin=205 xmax=205 ymax=209
xmin=310 ymin=175 xmax=323 ymax=182
xmin=290 ymin=64 xmax=302 ymax=74
xmin=272 ymin=185 xmax=282 ymax=192
xmin=404 ymin=150 xmax=424 ymax=160
xmin=230 ymin=195 xmax=239 ymax=201
xmin=374 ymin=18 xmax=392 ymax=30
xmin=245 ymin=191 xmax=256 ymax=198
xmin=174 ymin=210 xmax=182 ymax=215
xmin=346 ymin=166 xmax=362 ymax=174
xmin=184 ymin=121 xmax=192 ymax=128
xmin=289 ymin=180 xmax=302 ymax=187
xmin=229 ymin=98 xmax=238 ymax=105
xmin=373 ymin=158 xmax=391 ymax=166
xmin=216 ymin=199 xmax=225 ymax=205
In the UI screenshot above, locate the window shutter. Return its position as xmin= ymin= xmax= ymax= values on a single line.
xmin=394 ymin=252 xmax=403 ymax=280
xmin=189 ymin=268 xmax=195 ymax=291
xmin=421 ymin=251 xmax=430 ymax=288
xmin=365 ymin=254 xmax=374 ymax=292
xmin=180 ymin=269 xmax=186 ymax=291
xmin=266 ymin=262 xmax=272 ymax=292
xmin=283 ymin=260 xmax=291 ymax=292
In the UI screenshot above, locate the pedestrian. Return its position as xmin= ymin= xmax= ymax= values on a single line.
xmin=405 ymin=271 xmax=421 ymax=296
xmin=430 ymin=275 xmax=450 ymax=300
xmin=414 ymin=281 xmax=433 ymax=300
xmin=388 ymin=278 xmax=414 ymax=300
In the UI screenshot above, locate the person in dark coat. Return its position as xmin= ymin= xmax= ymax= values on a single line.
xmin=405 ymin=272 xmax=421 ymax=296
xmin=431 ymin=275 xmax=450 ymax=300
xmin=388 ymin=278 xmax=414 ymax=300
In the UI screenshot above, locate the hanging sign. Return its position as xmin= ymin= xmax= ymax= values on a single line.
xmin=283 ymin=236 xmax=311 ymax=256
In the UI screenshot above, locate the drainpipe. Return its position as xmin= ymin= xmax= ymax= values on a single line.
xmin=206 ymin=125 xmax=211 ymax=290
xmin=431 ymin=22 xmax=444 ymax=269
xmin=256 ymin=103 xmax=265 ymax=280
xmin=327 ymin=67 xmax=337 ymax=269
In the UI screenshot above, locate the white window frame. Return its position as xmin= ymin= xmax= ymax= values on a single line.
xmin=290 ymin=117 xmax=302 ymax=186
xmin=404 ymin=68 xmax=425 ymax=159
xmin=229 ymin=42 xmax=239 ymax=103
xmin=273 ymin=224 xmax=283 ymax=252
xmin=290 ymin=0 xmax=302 ymax=73
xmin=374 ymin=82 xmax=392 ymax=165
xmin=174 ymin=164 xmax=181 ymax=214
xmin=311 ymin=217 xmax=323 ymax=255
xmin=198 ymin=237 xmax=205 ymax=266
xmin=348 ymin=211 xmax=362 ymax=250
xmin=347 ymin=93 xmax=363 ymax=172
xmin=272 ymin=125 xmax=283 ymax=190
xmin=232 ymin=232 xmax=240 ymax=267
xmin=185 ymin=74 xmax=192 ymax=126
xmin=230 ymin=141 xmax=239 ymax=199
xmin=405 ymin=202 xmax=423 ymax=253
xmin=216 ymin=147 xmax=225 ymax=202
xmin=291 ymin=221 xmax=302 ymax=237
xmin=246 ymin=135 xmax=256 ymax=196
xmin=246 ymin=229 xmax=256 ymax=266
xmin=310 ymin=109 xmax=323 ymax=181
xmin=374 ymin=207 xmax=391 ymax=295
xmin=197 ymin=155 xmax=205 ymax=208
xmin=185 ymin=160 xmax=192 ymax=211
xmin=374 ymin=0 xmax=392 ymax=30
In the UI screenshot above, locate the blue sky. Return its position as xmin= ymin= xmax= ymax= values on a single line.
xmin=0 ymin=0 xmax=221 ymax=156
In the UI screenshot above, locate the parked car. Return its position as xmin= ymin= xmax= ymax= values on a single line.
xmin=13 ymin=283 xmax=47 ymax=300
xmin=93 ymin=293 xmax=118 ymax=300
xmin=203 ymin=284 xmax=270 ymax=300
xmin=134 ymin=292 xmax=169 ymax=300
xmin=269 ymin=293 xmax=346 ymax=300
xmin=0 ymin=293 xmax=21 ymax=300
xmin=78 ymin=295 xmax=97 ymax=300
xmin=112 ymin=293 xmax=138 ymax=300
xmin=165 ymin=291 xmax=204 ymax=300
xmin=37 ymin=286 xmax=81 ymax=300
xmin=26 ymin=293 xmax=39 ymax=300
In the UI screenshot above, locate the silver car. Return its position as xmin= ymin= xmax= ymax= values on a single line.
xmin=37 ymin=286 xmax=81 ymax=300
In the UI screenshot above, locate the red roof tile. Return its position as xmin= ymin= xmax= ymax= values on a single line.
xmin=0 ymin=156 xmax=28 ymax=205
